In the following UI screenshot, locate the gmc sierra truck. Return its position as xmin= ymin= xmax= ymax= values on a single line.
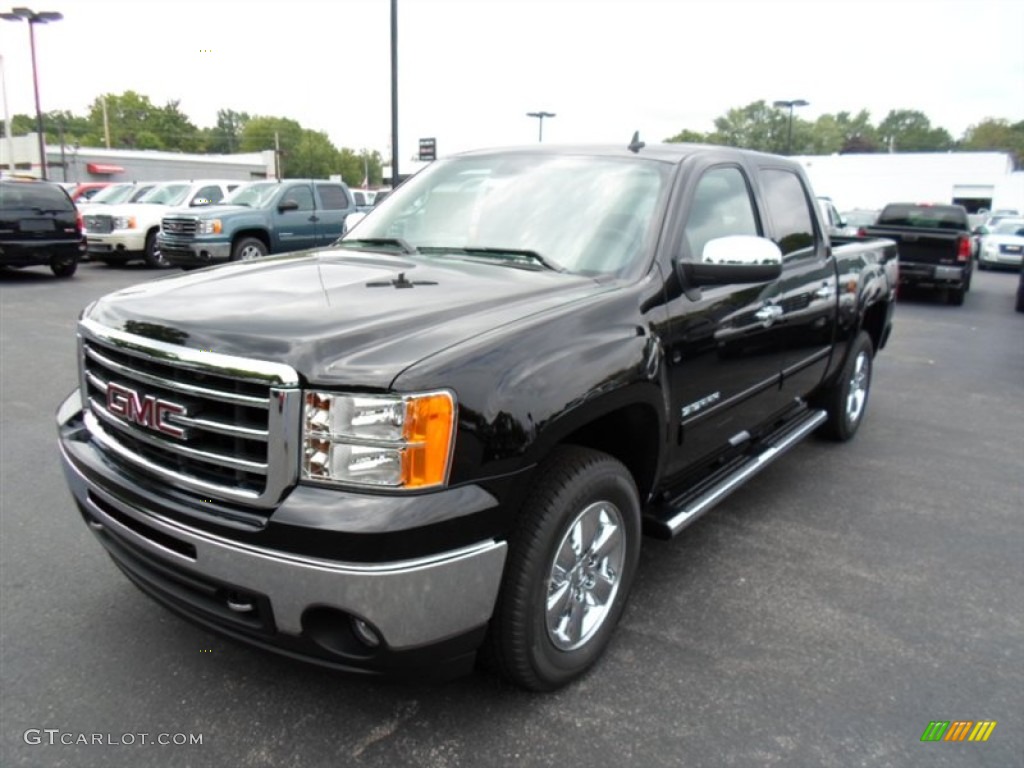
xmin=158 ymin=179 xmax=356 ymax=267
xmin=57 ymin=142 xmax=897 ymax=691
xmin=863 ymin=202 xmax=972 ymax=305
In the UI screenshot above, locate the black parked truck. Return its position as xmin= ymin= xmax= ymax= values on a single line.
xmin=57 ymin=142 xmax=897 ymax=690
xmin=863 ymin=202 xmax=973 ymax=305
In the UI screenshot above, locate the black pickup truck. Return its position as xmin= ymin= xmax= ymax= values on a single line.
xmin=57 ymin=143 xmax=897 ymax=691
xmin=863 ymin=202 xmax=973 ymax=305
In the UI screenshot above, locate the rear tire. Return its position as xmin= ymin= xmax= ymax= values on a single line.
xmin=50 ymin=255 xmax=77 ymax=278
xmin=818 ymin=331 xmax=873 ymax=442
xmin=947 ymin=285 xmax=966 ymax=306
xmin=487 ymin=446 xmax=641 ymax=691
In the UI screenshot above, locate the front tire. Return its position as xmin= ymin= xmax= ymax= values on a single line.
xmin=143 ymin=230 xmax=169 ymax=268
xmin=231 ymin=237 xmax=267 ymax=262
xmin=818 ymin=331 xmax=873 ymax=442
xmin=487 ymin=446 xmax=641 ymax=691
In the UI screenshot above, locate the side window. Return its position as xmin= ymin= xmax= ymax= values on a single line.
xmin=352 ymin=191 xmax=366 ymax=207
xmin=317 ymin=184 xmax=351 ymax=211
xmin=281 ymin=185 xmax=314 ymax=211
xmin=682 ymin=166 xmax=759 ymax=261
xmin=192 ymin=185 xmax=223 ymax=206
xmin=760 ymin=169 xmax=817 ymax=256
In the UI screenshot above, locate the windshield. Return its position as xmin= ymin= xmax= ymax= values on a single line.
xmin=223 ymin=182 xmax=281 ymax=208
xmin=137 ymin=183 xmax=190 ymax=206
xmin=87 ymin=184 xmax=134 ymax=204
xmin=345 ymin=153 xmax=670 ymax=275
xmin=992 ymin=219 xmax=1024 ymax=236
xmin=128 ymin=184 xmax=157 ymax=202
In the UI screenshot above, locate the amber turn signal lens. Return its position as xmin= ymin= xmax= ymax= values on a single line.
xmin=402 ymin=393 xmax=455 ymax=488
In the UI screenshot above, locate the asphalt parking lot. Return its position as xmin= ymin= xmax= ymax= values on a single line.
xmin=1 ymin=261 xmax=1022 ymax=768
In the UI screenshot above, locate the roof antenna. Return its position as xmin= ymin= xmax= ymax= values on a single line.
xmin=627 ymin=131 xmax=645 ymax=154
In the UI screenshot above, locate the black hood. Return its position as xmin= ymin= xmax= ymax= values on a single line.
xmin=84 ymin=249 xmax=610 ymax=389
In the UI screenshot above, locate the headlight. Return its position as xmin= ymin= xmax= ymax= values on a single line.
xmin=302 ymin=390 xmax=455 ymax=489
xmin=197 ymin=219 xmax=222 ymax=235
xmin=113 ymin=216 xmax=136 ymax=230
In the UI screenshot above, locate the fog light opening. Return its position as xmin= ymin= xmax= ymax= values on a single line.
xmin=352 ymin=617 xmax=382 ymax=648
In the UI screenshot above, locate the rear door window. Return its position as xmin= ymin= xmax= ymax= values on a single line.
xmin=316 ymin=183 xmax=351 ymax=210
xmin=760 ymin=169 xmax=818 ymax=257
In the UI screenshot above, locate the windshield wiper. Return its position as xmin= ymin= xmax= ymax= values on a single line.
xmin=334 ymin=237 xmax=419 ymax=255
xmin=419 ymin=246 xmax=563 ymax=272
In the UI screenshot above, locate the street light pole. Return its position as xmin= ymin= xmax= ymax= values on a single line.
xmin=389 ymin=0 xmax=399 ymax=189
xmin=1 ymin=7 xmax=62 ymax=180
xmin=526 ymin=111 xmax=556 ymax=143
xmin=772 ymin=99 xmax=808 ymax=156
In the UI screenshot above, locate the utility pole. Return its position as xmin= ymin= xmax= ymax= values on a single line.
xmin=390 ymin=0 xmax=399 ymax=188
xmin=58 ymin=116 xmax=65 ymax=181
xmin=274 ymin=131 xmax=281 ymax=180
xmin=0 ymin=54 xmax=15 ymax=177
xmin=102 ymin=96 xmax=111 ymax=149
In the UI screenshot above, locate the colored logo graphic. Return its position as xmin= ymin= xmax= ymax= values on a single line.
xmin=921 ymin=721 xmax=997 ymax=742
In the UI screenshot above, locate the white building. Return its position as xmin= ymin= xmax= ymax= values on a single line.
xmin=795 ymin=151 xmax=1022 ymax=214
xmin=1 ymin=133 xmax=276 ymax=182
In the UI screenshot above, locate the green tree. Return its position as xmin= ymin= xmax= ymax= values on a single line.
xmin=961 ymin=118 xmax=1024 ymax=167
xmin=877 ymin=109 xmax=953 ymax=152
xmin=87 ymin=91 xmax=158 ymax=148
xmin=707 ymin=101 xmax=793 ymax=153
xmin=290 ymin=129 xmax=340 ymax=178
xmin=240 ymin=116 xmax=303 ymax=175
xmin=148 ymin=99 xmax=201 ymax=151
xmin=240 ymin=117 xmax=352 ymax=178
xmin=834 ymin=110 xmax=879 ymax=153
xmin=202 ymin=108 xmax=251 ymax=153
xmin=664 ymin=128 xmax=711 ymax=144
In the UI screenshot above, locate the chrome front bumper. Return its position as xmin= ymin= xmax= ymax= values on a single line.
xmin=58 ymin=389 xmax=507 ymax=653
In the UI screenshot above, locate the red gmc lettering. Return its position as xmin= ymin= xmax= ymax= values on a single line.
xmin=105 ymin=382 xmax=185 ymax=438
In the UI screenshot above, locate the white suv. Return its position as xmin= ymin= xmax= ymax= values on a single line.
xmin=83 ymin=180 xmax=244 ymax=267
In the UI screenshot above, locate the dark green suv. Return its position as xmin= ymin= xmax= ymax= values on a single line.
xmin=1 ymin=179 xmax=86 ymax=277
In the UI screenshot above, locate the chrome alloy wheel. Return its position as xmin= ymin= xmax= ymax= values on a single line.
xmin=237 ymin=243 xmax=263 ymax=260
xmin=545 ymin=501 xmax=626 ymax=651
xmin=845 ymin=350 xmax=870 ymax=425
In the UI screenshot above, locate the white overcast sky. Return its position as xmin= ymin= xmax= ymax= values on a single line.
xmin=1 ymin=0 xmax=1022 ymax=165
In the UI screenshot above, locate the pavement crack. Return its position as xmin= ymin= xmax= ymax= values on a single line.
xmin=351 ymin=701 xmax=419 ymax=758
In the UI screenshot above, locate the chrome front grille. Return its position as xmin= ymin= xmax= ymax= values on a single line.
xmin=84 ymin=214 xmax=113 ymax=234
xmin=162 ymin=216 xmax=198 ymax=236
xmin=78 ymin=318 xmax=301 ymax=509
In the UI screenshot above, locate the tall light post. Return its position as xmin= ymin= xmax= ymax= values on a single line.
xmin=772 ymin=99 xmax=808 ymax=156
xmin=389 ymin=0 xmax=399 ymax=188
xmin=1 ymin=7 xmax=62 ymax=180
xmin=526 ymin=111 xmax=555 ymax=143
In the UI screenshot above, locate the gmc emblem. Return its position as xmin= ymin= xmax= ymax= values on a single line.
xmin=106 ymin=382 xmax=187 ymax=439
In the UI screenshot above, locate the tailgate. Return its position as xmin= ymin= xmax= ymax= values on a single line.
xmin=867 ymin=227 xmax=963 ymax=265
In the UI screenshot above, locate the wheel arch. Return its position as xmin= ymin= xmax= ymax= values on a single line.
xmin=232 ymin=229 xmax=272 ymax=251
xmin=524 ymin=389 xmax=665 ymax=507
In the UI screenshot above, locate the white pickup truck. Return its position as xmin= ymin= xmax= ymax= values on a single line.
xmin=83 ymin=180 xmax=244 ymax=268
